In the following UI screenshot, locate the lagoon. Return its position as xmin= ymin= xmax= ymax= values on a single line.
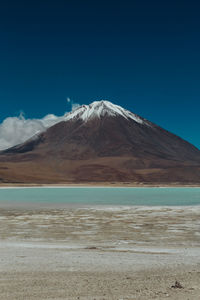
xmin=0 ymin=187 xmax=199 ymax=206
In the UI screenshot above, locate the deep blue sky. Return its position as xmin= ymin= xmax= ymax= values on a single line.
xmin=0 ymin=0 xmax=200 ymax=148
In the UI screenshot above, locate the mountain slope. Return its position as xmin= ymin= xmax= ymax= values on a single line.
xmin=0 ymin=100 xmax=200 ymax=184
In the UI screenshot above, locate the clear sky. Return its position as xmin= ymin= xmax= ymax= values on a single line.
xmin=0 ymin=0 xmax=200 ymax=148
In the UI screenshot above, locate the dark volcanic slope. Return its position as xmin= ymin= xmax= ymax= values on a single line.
xmin=0 ymin=101 xmax=200 ymax=184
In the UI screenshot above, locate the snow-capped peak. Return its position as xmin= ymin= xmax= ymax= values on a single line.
xmin=64 ymin=100 xmax=146 ymax=125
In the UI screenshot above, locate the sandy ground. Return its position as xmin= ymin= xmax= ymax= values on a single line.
xmin=0 ymin=205 xmax=200 ymax=299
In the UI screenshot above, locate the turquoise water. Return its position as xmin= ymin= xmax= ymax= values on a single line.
xmin=0 ymin=187 xmax=199 ymax=206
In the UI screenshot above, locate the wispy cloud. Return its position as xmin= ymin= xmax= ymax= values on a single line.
xmin=66 ymin=97 xmax=81 ymax=111
xmin=0 ymin=98 xmax=81 ymax=151
xmin=0 ymin=114 xmax=56 ymax=150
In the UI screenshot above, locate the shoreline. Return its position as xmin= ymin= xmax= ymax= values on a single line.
xmin=0 ymin=182 xmax=200 ymax=188
xmin=0 ymin=202 xmax=200 ymax=210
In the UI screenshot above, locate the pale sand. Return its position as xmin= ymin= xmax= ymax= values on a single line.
xmin=0 ymin=206 xmax=200 ymax=299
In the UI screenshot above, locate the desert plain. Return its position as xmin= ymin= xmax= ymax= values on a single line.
xmin=0 ymin=201 xmax=200 ymax=300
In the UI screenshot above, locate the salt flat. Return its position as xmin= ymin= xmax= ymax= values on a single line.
xmin=0 ymin=206 xmax=200 ymax=299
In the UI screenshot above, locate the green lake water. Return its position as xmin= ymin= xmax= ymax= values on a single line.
xmin=0 ymin=187 xmax=199 ymax=206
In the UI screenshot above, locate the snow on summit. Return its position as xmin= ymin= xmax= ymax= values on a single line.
xmin=64 ymin=100 xmax=146 ymax=124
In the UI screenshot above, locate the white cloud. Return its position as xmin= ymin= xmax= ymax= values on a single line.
xmin=0 ymin=114 xmax=55 ymax=150
xmin=71 ymin=102 xmax=81 ymax=110
xmin=0 ymin=100 xmax=81 ymax=151
xmin=66 ymin=97 xmax=81 ymax=111
xmin=0 ymin=113 xmax=65 ymax=151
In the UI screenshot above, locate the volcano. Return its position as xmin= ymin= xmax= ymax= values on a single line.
xmin=0 ymin=100 xmax=200 ymax=184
